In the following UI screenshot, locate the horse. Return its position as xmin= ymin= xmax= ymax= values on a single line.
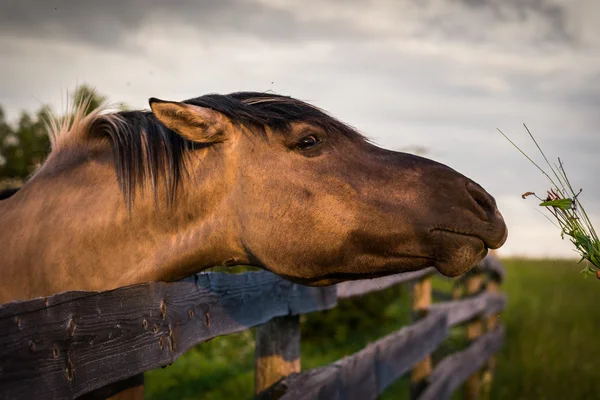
xmin=0 ymin=91 xmax=507 ymax=305
xmin=0 ymin=91 xmax=508 ymax=399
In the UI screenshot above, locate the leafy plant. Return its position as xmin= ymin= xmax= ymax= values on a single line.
xmin=498 ymin=124 xmax=600 ymax=277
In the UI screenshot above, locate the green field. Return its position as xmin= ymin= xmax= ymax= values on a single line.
xmin=144 ymin=259 xmax=600 ymax=400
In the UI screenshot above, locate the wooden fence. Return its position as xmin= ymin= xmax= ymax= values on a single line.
xmin=0 ymin=256 xmax=506 ymax=400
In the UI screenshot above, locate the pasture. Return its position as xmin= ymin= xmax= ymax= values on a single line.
xmin=145 ymin=258 xmax=600 ymax=400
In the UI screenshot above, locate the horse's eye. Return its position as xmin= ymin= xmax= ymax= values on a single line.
xmin=297 ymin=135 xmax=320 ymax=150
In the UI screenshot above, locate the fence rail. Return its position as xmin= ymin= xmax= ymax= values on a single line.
xmin=0 ymin=256 xmax=506 ymax=400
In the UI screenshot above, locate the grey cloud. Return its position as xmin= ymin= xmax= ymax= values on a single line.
xmin=561 ymin=79 xmax=600 ymax=109
xmin=459 ymin=0 xmax=573 ymax=43
xmin=1 ymin=0 xmax=149 ymax=48
xmin=0 ymin=0 xmax=368 ymax=49
xmin=1 ymin=0 xmax=597 ymax=258
xmin=0 ymin=0 xmax=582 ymax=50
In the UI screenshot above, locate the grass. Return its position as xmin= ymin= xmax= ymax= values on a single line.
xmin=492 ymin=258 xmax=600 ymax=400
xmin=145 ymin=258 xmax=600 ymax=400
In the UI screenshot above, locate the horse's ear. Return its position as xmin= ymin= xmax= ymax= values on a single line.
xmin=149 ymin=98 xmax=228 ymax=143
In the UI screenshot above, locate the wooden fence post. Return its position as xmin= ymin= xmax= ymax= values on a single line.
xmin=464 ymin=273 xmax=484 ymax=400
xmin=452 ymin=283 xmax=463 ymax=301
xmin=482 ymin=279 xmax=499 ymax=400
xmin=255 ymin=315 xmax=301 ymax=398
xmin=410 ymin=276 xmax=432 ymax=399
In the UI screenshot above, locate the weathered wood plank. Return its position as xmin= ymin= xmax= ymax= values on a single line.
xmin=322 ymin=341 xmax=379 ymax=400
xmin=464 ymin=274 xmax=484 ymax=400
xmin=410 ymin=276 xmax=433 ymax=399
xmin=0 ymin=290 xmax=99 ymax=318
xmin=428 ymin=292 xmax=507 ymax=328
xmin=0 ymin=271 xmax=336 ymax=400
xmin=418 ymin=326 xmax=505 ymax=400
xmin=255 ymin=315 xmax=301 ymax=395
xmin=278 ymin=311 xmax=449 ymax=400
xmin=0 ymin=258 xmax=505 ymax=400
xmin=482 ymin=281 xmax=500 ymax=400
xmin=376 ymin=311 xmax=447 ymax=393
xmin=336 ymin=268 xmax=436 ymax=299
xmin=273 ymin=366 xmax=339 ymax=400
xmin=334 ymin=255 xmax=502 ymax=301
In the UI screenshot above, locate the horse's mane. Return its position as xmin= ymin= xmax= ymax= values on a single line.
xmin=0 ymin=187 xmax=20 ymax=200
xmin=48 ymin=91 xmax=366 ymax=208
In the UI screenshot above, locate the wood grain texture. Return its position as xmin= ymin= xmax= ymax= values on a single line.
xmin=335 ymin=254 xmax=503 ymax=301
xmin=418 ymin=326 xmax=505 ymax=400
xmin=482 ymin=281 xmax=500 ymax=400
xmin=410 ymin=276 xmax=433 ymax=399
xmin=464 ymin=274 xmax=484 ymax=400
xmin=428 ymin=292 xmax=507 ymax=328
xmin=255 ymin=315 xmax=301 ymax=395
xmin=0 ymin=266 xmax=440 ymax=400
xmin=336 ymin=268 xmax=435 ymax=299
xmin=0 ymin=257 xmax=506 ymax=400
xmin=0 ymin=271 xmax=336 ymax=400
xmin=268 ymin=294 xmax=507 ymax=400
xmin=278 ymin=311 xmax=448 ymax=400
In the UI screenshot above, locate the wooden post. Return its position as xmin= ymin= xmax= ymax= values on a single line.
xmin=464 ymin=273 xmax=483 ymax=400
xmin=410 ymin=276 xmax=432 ymax=399
xmin=482 ymin=280 xmax=499 ymax=400
xmin=452 ymin=281 xmax=463 ymax=301
xmin=255 ymin=315 xmax=301 ymax=398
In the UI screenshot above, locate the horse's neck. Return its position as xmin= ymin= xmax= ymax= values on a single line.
xmin=0 ymin=187 xmax=242 ymax=304
xmin=0 ymin=194 xmax=38 ymax=302
xmin=0 ymin=187 xmax=144 ymax=302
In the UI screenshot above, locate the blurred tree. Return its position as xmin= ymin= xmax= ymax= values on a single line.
xmin=0 ymin=106 xmax=51 ymax=184
xmin=0 ymin=85 xmax=112 ymax=189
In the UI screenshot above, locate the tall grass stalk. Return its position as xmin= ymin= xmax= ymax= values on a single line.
xmin=498 ymin=124 xmax=600 ymax=277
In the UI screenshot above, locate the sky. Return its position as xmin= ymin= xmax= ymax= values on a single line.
xmin=1 ymin=0 xmax=599 ymax=258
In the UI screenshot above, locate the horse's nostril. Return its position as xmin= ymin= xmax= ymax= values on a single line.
xmin=465 ymin=181 xmax=497 ymax=220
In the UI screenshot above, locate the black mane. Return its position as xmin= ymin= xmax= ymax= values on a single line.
xmin=185 ymin=92 xmax=362 ymax=138
xmin=92 ymin=91 xmax=364 ymax=208
xmin=0 ymin=187 xmax=20 ymax=200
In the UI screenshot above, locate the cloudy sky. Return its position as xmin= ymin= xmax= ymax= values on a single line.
xmin=1 ymin=0 xmax=599 ymax=258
